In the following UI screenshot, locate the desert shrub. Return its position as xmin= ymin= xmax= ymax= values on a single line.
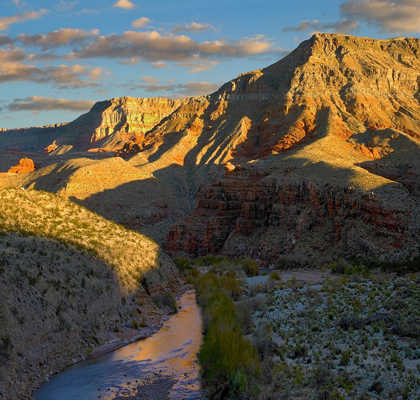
xmin=236 ymin=300 xmax=255 ymax=335
xmin=330 ymin=259 xmax=349 ymax=275
xmin=225 ymin=268 xmax=236 ymax=278
xmin=340 ymin=349 xmax=351 ymax=366
xmin=198 ymin=293 xmax=260 ymax=398
xmin=174 ymin=257 xmax=191 ymax=271
xmin=339 ymin=316 xmax=364 ymax=331
xmin=269 ymin=271 xmax=281 ymax=281
xmin=193 ymin=254 xmax=228 ymax=266
xmin=240 ymin=258 xmax=259 ymax=277
xmin=152 ymin=290 xmax=177 ymax=313
xmin=350 ymin=255 xmax=420 ymax=274
xmin=0 ymin=334 xmax=12 ymax=363
xmin=220 ymin=275 xmax=243 ymax=301
xmin=196 ymin=272 xmax=221 ymax=306
xmin=369 ymin=380 xmax=384 ymax=394
xmin=182 ymin=267 xmax=200 ymax=285
xmin=311 ymin=364 xmax=332 ymax=389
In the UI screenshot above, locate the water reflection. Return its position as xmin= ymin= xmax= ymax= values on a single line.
xmin=35 ymin=290 xmax=203 ymax=400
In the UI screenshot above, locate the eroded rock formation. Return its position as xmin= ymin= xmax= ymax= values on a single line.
xmin=165 ymin=170 xmax=417 ymax=265
xmin=8 ymin=158 xmax=37 ymax=174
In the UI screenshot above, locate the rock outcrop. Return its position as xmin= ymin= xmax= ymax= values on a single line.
xmin=7 ymin=158 xmax=37 ymax=174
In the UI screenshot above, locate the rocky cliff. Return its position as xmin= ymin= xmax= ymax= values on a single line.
xmin=0 ymin=97 xmax=206 ymax=154
xmin=165 ymin=169 xmax=418 ymax=265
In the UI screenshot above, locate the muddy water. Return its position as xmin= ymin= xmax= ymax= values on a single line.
xmin=34 ymin=290 xmax=203 ymax=400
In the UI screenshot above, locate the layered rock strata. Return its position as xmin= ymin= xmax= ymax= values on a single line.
xmin=166 ymin=171 xmax=417 ymax=265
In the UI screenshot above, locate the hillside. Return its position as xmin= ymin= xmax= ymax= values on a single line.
xmin=0 ymin=188 xmax=182 ymax=399
xmin=0 ymin=33 xmax=420 ymax=264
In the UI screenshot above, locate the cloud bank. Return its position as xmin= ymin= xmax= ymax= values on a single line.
xmin=6 ymin=96 xmax=95 ymax=112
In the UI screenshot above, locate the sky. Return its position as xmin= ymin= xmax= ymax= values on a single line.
xmin=0 ymin=0 xmax=419 ymax=128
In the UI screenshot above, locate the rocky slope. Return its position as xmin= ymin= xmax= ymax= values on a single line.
xmin=1 ymin=33 xmax=420 ymax=263
xmin=0 ymin=189 xmax=183 ymax=399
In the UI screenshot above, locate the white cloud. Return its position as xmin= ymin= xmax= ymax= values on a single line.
xmin=18 ymin=28 xmax=100 ymax=49
xmin=54 ymin=1 xmax=78 ymax=12
xmin=283 ymin=0 xmax=420 ymax=35
xmin=12 ymin=0 xmax=25 ymax=8
xmin=132 ymin=17 xmax=151 ymax=28
xmin=0 ymin=47 xmax=104 ymax=88
xmin=174 ymin=22 xmax=214 ymax=34
xmin=0 ymin=34 xmax=13 ymax=46
xmin=0 ymin=9 xmax=48 ymax=31
xmin=182 ymin=81 xmax=219 ymax=96
xmin=113 ymin=0 xmax=135 ymax=10
xmin=340 ymin=0 xmax=420 ymax=33
xmin=123 ymin=80 xmax=219 ymax=96
xmin=142 ymin=75 xmax=159 ymax=83
xmin=177 ymin=60 xmax=220 ymax=73
xmin=151 ymin=61 xmax=166 ymax=69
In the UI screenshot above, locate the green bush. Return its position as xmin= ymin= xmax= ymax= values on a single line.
xmin=240 ymin=258 xmax=259 ymax=277
xmin=269 ymin=271 xmax=281 ymax=281
xmin=195 ymin=273 xmax=260 ymax=398
xmin=174 ymin=257 xmax=191 ymax=271
xmin=220 ymin=275 xmax=243 ymax=301
xmin=340 ymin=349 xmax=351 ymax=366
xmin=0 ymin=334 xmax=12 ymax=363
xmin=193 ymin=254 xmax=228 ymax=266
xmin=182 ymin=267 xmax=200 ymax=285
xmin=225 ymin=268 xmax=236 ymax=278
xmin=152 ymin=290 xmax=177 ymax=313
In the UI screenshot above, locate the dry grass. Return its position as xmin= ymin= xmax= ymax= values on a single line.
xmin=0 ymin=188 xmax=161 ymax=293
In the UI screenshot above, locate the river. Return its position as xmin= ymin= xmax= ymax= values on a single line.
xmin=34 ymin=290 xmax=203 ymax=400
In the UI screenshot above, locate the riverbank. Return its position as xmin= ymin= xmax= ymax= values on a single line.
xmin=34 ymin=289 xmax=204 ymax=400
xmin=180 ymin=256 xmax=420 ymax=399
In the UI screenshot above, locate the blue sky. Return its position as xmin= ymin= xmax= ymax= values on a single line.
xmin=0 ymin=0 xmax=419 ymax=128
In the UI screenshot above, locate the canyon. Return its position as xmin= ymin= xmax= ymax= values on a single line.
xmin=1 ymin=33 xmax=419 ymax=265
xmin=1 ymin=32 xmax=420 ymax=398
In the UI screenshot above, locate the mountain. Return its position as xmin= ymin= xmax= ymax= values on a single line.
xmin=1 ymin=33 xmax=420 ymax=265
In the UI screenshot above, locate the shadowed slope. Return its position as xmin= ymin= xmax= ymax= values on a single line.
xmin=0 ymin=188 xmax=182 ymax=399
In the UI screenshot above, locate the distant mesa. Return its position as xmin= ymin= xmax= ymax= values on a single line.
xmin=8 ymin=157 xmax=38 ymax=174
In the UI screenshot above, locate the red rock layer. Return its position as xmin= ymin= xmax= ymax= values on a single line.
xmin=165 ymin=172 xmax=413 ymax=264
